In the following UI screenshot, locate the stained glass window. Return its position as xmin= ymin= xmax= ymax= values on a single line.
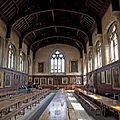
xmin=50 ymin=50 xmax=65 ymax=73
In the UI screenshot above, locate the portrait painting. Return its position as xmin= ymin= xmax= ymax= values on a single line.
xmin=5 ymin=72 xmax=11 ymax=87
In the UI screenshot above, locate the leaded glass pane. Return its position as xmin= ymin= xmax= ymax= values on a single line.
xmin=50 ymin=50 xmax=65 ymax=73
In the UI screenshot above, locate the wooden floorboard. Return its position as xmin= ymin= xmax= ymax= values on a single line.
xmin=39 ymin=89 xmax=68 ymax=120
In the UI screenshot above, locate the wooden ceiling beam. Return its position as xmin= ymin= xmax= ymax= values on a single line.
xmin=6 ymin=8 xmax=16 ymax=19
xmin=12 ymin=0 xmax=19 ymax=12
xmin=3 ymin=5 xmax=15 ymax=15
xmin=92 ymin=0 xmax=103 ymax=7
xmin=24 ymin=18 xmax=30 ymax=27
xmin=80 ymin=14 xmax=84 ymax=24
xmin=89 ymin=1 xmax=102 ymax=10
xmin=1 ymin=1 xmax=13 ymax=12
xmin=32 ymin=31 xmax=36 ymax=38
xmin=52 ymin=10 xmax=55 ymax=22
xmin=0 ymin=0 xmax=9 ymax=8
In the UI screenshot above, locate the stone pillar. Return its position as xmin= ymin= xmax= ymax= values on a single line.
xmin=27 ymin=55 xmax=30 ymax=75
xmin=2 ymin=38 xmax=9 ymax=67
xmin=83 ymin=53 xmax=87 ymax=75
xmin=79 ymin=58 xmax=83 ymax=84
xmin=96 ymin=34 xmax=104 ymax=66
xmin=17 ymin=48 xmax=22 ymax=71
xmin=32 ymin=59 xmax=36 ymax=74
xmin=103 ymin=27 xmax=110 ymax=65
xmin=83 ymin=53 xmax=88 ymax=85
xmin=0 ymin=37 xmax=4 ymax=67
xmin=24 ymin=55 xmax=28 ymax=74
xmin=79 ymin=58 xmax=83 ymax=75
xmin=88 ymin=46 xmax=93 ymax=72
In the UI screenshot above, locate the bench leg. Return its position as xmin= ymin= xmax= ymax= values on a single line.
xmin=96 ymin=109 xmax=101 ymax=116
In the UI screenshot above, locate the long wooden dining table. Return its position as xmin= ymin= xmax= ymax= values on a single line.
xmin=77 ymin=88 xmax=120 ymax=120
xmin=39 ymin=89 xmax=68 ymax=120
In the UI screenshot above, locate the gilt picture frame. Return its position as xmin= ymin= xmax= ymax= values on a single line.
xmin=5 ymin=72 xmax=11 ymax=87
xmin=101 ymin=71 xmax=105 ymax=83
xmin=34 ymin=77 xmax=39 ymax=84
xmin=62 ymin=77 xmax=68 ymax=84
xmin=48 ymin=77 xmax=53 ymax=85
xmin=40 ymin=77 xmax=46 ymax=85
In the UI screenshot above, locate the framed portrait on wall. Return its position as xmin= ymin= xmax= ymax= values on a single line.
xmin=70 ymin=77 xmax=76 ymax=84
xmin=0 ymin=71 xmax=4 ymax=88
xmin=101 ymin=71 xmax=105 ymax=83
xmin=112 ymin=67 xmax=120 ymax=88
xmin=106 ymin=69 xmax=111 ymax=84
xmin=34 ymin=77 xmax=39 ymax=84
xmin=70 ymin=60 xmax=78 ymax=72
xmin=40 ymin=77 xmax=46 ymax=85
xmin=19 ymin=75 xmax=21 ymax=83
xmin=14 ymin=74 xmax=16 ymax=79
xmin=76 ymin=77 xmax=82 ymax=84
xmin=97 ymin=72 xmax=101 ymax=84
xmin=38 ymin=62 xmax=44 ymax=73
xmin=28 ymin=76 xmax=32 ymax=83
xmin=48 ymin=78 xmax=53 ymax=85
xmin=24 ymin=75 xmax=28 ymax=85
xmin=62 ymin=77 xmax=68 ymax=84
xmin=5 ymin=72 xmax=11 ymax=87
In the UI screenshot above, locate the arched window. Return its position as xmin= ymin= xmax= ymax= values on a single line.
xmin=7 ymin=43 xmax=16 ymax=69
xmin=108 ymin=24 xmax=119 ymax=62
xmin=88 ymin=50 xmax=92 ymax=72
xmin=19 ymin=52 xmax=25 ymax=72
xmin=50 ymin=50 xmax=65 ymax=73
xmin=96 ymin=41 xmax=102 ymax=68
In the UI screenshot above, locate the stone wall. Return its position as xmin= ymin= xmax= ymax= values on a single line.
xmin=0 ymin=18 xmax=32 ymax=92
xmin=34 ymin=44 xmax=82 ymax=75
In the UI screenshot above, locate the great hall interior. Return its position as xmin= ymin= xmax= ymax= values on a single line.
xmin=0 ymin=0 xmax=120 ymax=120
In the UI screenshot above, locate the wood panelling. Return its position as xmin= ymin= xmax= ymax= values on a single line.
xmin=0 ymin=67 xmax=28 ymax=92
xmin=30 ymin=75 xmax=82 ymax=90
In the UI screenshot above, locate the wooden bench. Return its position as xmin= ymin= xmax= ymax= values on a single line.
xmin=1 ymin=90 xmax=50 ymax=120
xmin=1 ymin=97 xmax=41 ymax=120
xmin=67 ymin=98 xmax=77 ymax=120
xmin=0 ymin=90 xmax=21 ymax=99
xmin=0 ymin=89 xmax=50 ymax=118
xmin=78 ymin=94 xmax=101 ymax=115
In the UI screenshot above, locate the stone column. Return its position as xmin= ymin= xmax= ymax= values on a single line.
xmin=83 ymin=53 xmax=87 ymax=75
xmin=27 ymin=55 xmax=31 ymax=75
xmin=79 ymin=58 xmax=83 ymax=75
xmin=96 ymin=34 xmax=104 ymax=66
xmin=17 ymin=48 xmax=22 ymax=71
xmin=0 ymin=37 xmax=4 ymax=67
xmin=24 ymin=55 xmax=28 ymax=74
xmin=2 ymin=38 xmax=10 ymax=67
xmin=88 ymin=46 xmax=93 ymax=72
xmin=32 ymin=59 xmax=36 ymax=74
xmin=79 ymin=58 xmax=83 ymax=84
